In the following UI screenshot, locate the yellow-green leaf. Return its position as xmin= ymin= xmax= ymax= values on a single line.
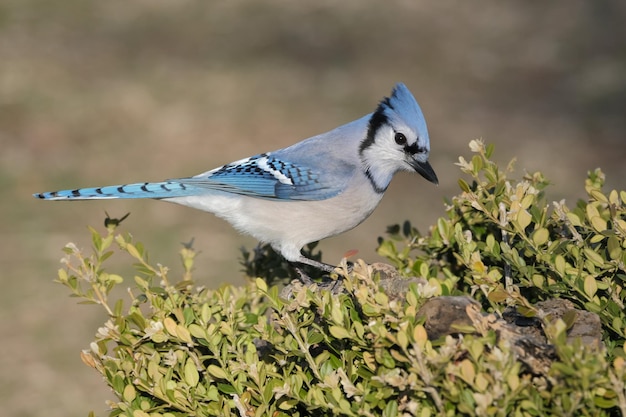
xmin=108 ymin=274 xmax=124 ymax=284
xmin=176 ymin=325 xmax=193 ymax=344
xmin=516 ymin=209 xmax=532 ymax=230
xmin=586 ymin=203 xmax=601 ymax=220
xmin=163 ymin=317 xmax=178 ymax=336
xmin=583 ymin=248 xmax=604 ymax=266
xmin=607 ymin=236 xmax=622 ymax=260
xmin=589 ymin=189 xmax=607 ymax=203
xmin=184 ymin=358 xmax=199 ymax=387
xmin=458 ymin=178 xmax=470 ymax=192
xmin=520 ymin=194 xmax=535 ymax=209
xmin=437 ymin=218 xmax=451 ymax=241
xmin=123 ymin=384 xmax=136 ymax=402
xmin=329 ymin=325 xmax=351 ymax=339
xmin=475 ymin=373 xmax=489 ymax=392
xmin=413 ymin=325 xmax=428 ymax=345
xmin=397 ymin=331 xmax=408 ymax=350
xmin=507 ymin=373 xmax=520 ymax=391
xmin=126 ymin=243 xmax=142 ymax=260
xmin=488 ymin=289 xmax=508 ymax=303
xmin=363 ymin=351 xmax=376 ymax=371
xmin=532 ymin=274 xmax=545 ymax=287
xmin=255 ymin=278 xmax=267 ymax=293
xmin=566 ymin=212 xmax=582 ymax=227
xmin=459 ymin=359 xmax=475 ymax=384
xmin=331 ymin=303 xmax=344 ymax=325
xmin=207 ymin=365 xmax=228 ymax=380
xmin=188 ymin=324 xmax=207 ymax=340
xmin=583 ymin=275 xmax=597 ymax=298
xmin=532 ymin=228 xmax=549 ymax=246
xmin=590 ymin=216 xmax=607 ymax=233
xmin=471 ymin=155 xmax=483 ymax=173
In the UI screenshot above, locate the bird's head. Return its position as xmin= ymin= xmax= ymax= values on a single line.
xmin=359 ymin=83 xmax=438 ymax=193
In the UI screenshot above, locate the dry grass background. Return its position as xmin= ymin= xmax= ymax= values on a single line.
xmin=2 ymin=1 xmax=625 ymax=415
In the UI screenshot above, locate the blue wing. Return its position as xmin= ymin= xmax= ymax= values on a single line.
xmin=181 ymin=153 xmax=352 ymax=201
xmin=34 ymin=152 xmax=354 ymax=201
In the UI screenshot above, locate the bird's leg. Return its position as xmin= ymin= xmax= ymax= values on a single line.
xmin=299 ymin=257 xmax=355 ymax=274
xmin=290 ymin=256 xmax=355 ymax=284
xmin=290 ymin=264 xmax=315 ymax=285
xmin=296 ymin=256 xmax=337 ymax=274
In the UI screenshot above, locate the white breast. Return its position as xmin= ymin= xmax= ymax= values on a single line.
xmin=166 ymin=179 xmax=383 ymax=262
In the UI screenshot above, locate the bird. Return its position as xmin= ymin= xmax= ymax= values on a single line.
xmin=34 ymin=83 xmax=438 ymax=280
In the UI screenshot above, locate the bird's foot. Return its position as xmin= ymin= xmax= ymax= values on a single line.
xmin=289 ymin=259 xmax=354 ymax=285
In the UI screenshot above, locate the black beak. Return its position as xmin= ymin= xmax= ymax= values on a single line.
xmin=411 ymin=159 xmax=438 ymax=185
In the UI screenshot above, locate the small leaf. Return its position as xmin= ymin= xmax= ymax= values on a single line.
xmin=163 ymin=317 xmax=178 ymax=336
xmin=437 ymin=218 xmax=451 ymax=242
xmin=583 ymin=248 xmax=605 ymax=266
xmin=184 ymin=358 xmax=199 ymax=387
xmin=377 ymin=240 xmax=397 ymax=259
xmin=590 ymin=216 xmax=607 ymax=233
xmin=397 ymin=331 xmax=408 ymax=350
xmin=532 ymin=274 xmax=545 ymax=287
xmin=329 ymin=326 xmax=351 ymax=339
xmin=255 ymin=278 xmax=267 ymax=293
xmin=123 ymin=384 xmax=136 ymax=402
xmin=607 ymin=236 xmax=621 ymax=260
xmin=278 ymin=399 xmax=299 ymax=410
xmin=307 ymin=331 xmax=324 ymax=345
xmin=125 ymin=243 xmax=142 ymax=260
xmin=485 ymin=143 xmax=495 ymax=158
xmin=471 ymin=155 xmax=483 ymax=173
xmin=207 ymin=365 xmax=228 ymax=380
xmin=520 ymin=194 xmax=535 ymax=209
xmin=488 ymin=289 xmax=508 ymax=303
xmin=554 ymin=255 xmax=566 ymax=275
xmin=363 ymin=352 xmax=376 ymax=371
xmin=413 ymin=325 xmax=428 ymax=347
xmin=459 ymin=359 xmax=475 ymax=384
xmin=594 ymin=397 xmax=617 ymax=409
xmin=176 ymin=325 xmax=193 ymax=344
xmin=583 ymin=275 xmax=598 ymax=298
xmin=589 ymin=188 xmax=608 ymax=203
xmin=566 ymin=212 xmax=582 ymax=227
xmin=516 ymin=209 xmax=532 ymax=230
xmin=486 ymin=234 xmax=495 ymax=252
xmin=331 ymin=303 xmax=344 ymax=325
xmin=188 ymin=324 xmax=207 ymax=340
xmin=458 ymin=178 xmax=470 ymax=192
xmin=108 ymin=274 xmax=124 ymax=284
xmin=507 ymin=373 xmax=520 ymax=391
xmin=532 ymin=228 xmax=549 ymax=246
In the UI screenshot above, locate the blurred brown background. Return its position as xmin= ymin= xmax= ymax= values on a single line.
xmin=2 ymin=1 xmax=625 ymax=415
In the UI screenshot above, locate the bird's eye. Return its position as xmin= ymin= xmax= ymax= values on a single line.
xmin=394 ymin=132 xmax=407 ymax=145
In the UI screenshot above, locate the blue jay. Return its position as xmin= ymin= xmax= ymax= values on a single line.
xmin=35 ymin=83 xmax=438 ymax=278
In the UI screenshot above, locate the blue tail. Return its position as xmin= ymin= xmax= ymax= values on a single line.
xmin=34 ymin=181 xmax=203 ymax=200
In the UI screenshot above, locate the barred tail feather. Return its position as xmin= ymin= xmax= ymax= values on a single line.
xmin=33 ymin=181 xmax=202 ymax=200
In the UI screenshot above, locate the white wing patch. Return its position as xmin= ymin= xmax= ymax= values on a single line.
xmin=257 ymin=156 xmax=294 ymax=185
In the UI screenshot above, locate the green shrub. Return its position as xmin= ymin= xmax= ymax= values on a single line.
xmin=57 ymin=140 xmax=626 ymax=416
xmin=379 ymin=140 xmax=626 ymax=346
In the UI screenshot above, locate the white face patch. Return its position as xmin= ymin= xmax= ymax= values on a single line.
xmin=257 ymin=156 xmax=294 ymax=185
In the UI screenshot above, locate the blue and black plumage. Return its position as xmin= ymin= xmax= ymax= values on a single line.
xmin=35 ymin=83 xmax=438 ymax=276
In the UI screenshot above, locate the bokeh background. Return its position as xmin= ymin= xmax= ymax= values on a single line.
xmin=2 ymin=1 xmax=625 ymax=415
